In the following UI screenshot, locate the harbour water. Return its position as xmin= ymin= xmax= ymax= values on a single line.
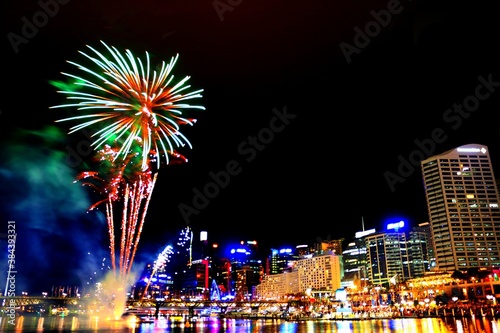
xmin=1 ymin=315 xmax=499 ymax=333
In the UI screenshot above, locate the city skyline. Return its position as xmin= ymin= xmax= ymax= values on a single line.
xmin=2 ymin=0 xmax=500 ymax=294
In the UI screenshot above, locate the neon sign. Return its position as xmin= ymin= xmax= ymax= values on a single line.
xmin=387 ymin=220 xmax=404 ymax=230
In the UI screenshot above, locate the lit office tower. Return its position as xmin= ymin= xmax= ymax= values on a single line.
xmin=421 ymin=143 xmax=500 ymax=271
xmin=365 ymin=229 xmax=410 ymax=286
xmin=407 ymin=228 xmax=430 ymax=277
xmin=342 ymin=228 xmax=376 ymax=287
xmin=269 ymin=248 xmax=300 ymax=275
xmin=415 ymin=222 xmax=436 ymax=270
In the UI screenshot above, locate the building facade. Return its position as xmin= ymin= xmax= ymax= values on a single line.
xmin=365 ymin=232 xmax=410 ymax=286
xmin=255 ymin=253 xmax=341 ymax=299
xmin=268 ymin=248 xmax=300 ymax=275
xmin=407 ymin=228 xmax=430 ymax=277
xmin=342 ymin=228 xmax=376 ymax=288
xmin=415 ymin=222 xmax=436 ymax=270
xmin=255 ymin=271 xmax=300 ymax=299
xmin=421 ymin=144 xmax=500 ymax=271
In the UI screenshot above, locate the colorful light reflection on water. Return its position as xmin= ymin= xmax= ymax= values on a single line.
xmin=2 ymin=315 xmax=500 ymax=332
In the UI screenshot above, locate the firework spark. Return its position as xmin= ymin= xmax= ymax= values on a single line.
xmin=177 ymin=226 xmax=193 ymax=266
xmin=50 ymin=41 xmax=204 ymax=307
xmin=143 ymin=245 xmax=174 ymax=298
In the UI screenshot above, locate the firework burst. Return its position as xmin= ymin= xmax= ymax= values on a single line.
xmin=50 ymin=40 xmax=205 ymax=171
xmin=50 ymin=41 xmax=204 ymax=302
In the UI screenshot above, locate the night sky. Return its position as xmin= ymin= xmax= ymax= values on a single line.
xmin=1 ymin=0 xmax=500 ymax=293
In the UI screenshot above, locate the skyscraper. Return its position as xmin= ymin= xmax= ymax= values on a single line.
xmin=342 ymin=228 xmax=376 ymax=288
xmin=407 ymin=228 xmax=430 ymax=277
xmin=421 ymin=143 xmax=500 ymax=271
xmin=415 ymin=222 xmax=436 ymax=270
xmin=365 ymin=231 xmax=410 ymax=286
xmin=268 ymin=248 xmax=299 ymax=275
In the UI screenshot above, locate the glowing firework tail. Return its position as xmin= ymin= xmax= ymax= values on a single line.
xmin=178 ymin=226 xmax=193 ymax=266
xmin=50 ymin=41 xmax=204 ymax=290
xmin=143 ymin=245 xmax=174 ymax=298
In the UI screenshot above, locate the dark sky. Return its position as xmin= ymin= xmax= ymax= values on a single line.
xmin=1 ymin=0 xmax=500 ymax=293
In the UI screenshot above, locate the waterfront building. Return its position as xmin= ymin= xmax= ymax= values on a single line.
xmin=415 ymin=222 xmax=437 ymax=270
xmin=295 ymin=244 xmax=314 ymax=257
xmin=296 ymin=253 xmax=342 ymax=294
xmin=365 ymin=230 xmax=410 ymax=286
xmin=408 ymin=227 xmax=431 ymax=277
xmin=364 ymin=220 xmax=434 ymax=287
xmin=210 ymin=257 xmax=232 ymax=299
xmin=133 ymin=256 xmax=175 ymax=300
xmin=315 ymin=238 xmax=344 ymax=281
xmin=315 ymin=238 xmax=344 ymax=255
xmin=255 ymin=252 xmax=341 ymax=299
xmin=421 ymin=144 xmax=500 ymax=271
xmin=342 ymin=228 xmax=376 ymax=289
xmin=268 ymin=247 xmax=300 ymax=275
xmin=175 ymin=259 xmax=210 ymax=299
xmin=225 ymin=241 xmax=264 ymax=299
xmin=255 ymin=270 xmax=300 ymax=299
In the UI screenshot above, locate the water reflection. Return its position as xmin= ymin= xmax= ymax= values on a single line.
xmin=442 ymin=316 xmax=500 ymax=333
xmin=2 ymin=315 xmax=500 ymax=332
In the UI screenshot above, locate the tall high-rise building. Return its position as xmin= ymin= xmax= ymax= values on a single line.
xmin=415 ymin=222 xmax=436 ymax=270
xmin=421 ymin=143 xmax=500 ymax=271
xmin=268 ymin=248 xmax=300 ymax=275
xmin=226 ymin=241 xmax=263 ymax=299
xmin=342 ymin=228 xmax=376 ymax=287
xmin=407 ymin=228 xmax=430 ymax=277
xmin=365 ymin=231 xmax=410 ymax=286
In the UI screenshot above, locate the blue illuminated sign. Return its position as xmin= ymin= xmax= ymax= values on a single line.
xmin=387 ymin=220 xmax=405 ymax=230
